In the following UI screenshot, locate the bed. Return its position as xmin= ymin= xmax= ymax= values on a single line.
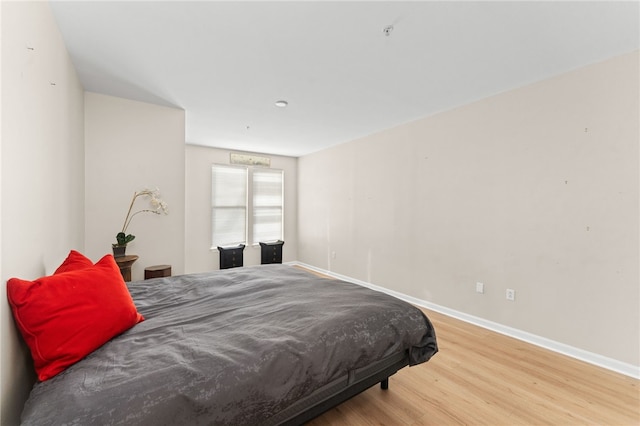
xmin=14 ymin=262 xmax=438 ymax=425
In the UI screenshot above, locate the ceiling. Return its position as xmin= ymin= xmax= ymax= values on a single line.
xmin=49 ymin=1 xmax=639 ymax=158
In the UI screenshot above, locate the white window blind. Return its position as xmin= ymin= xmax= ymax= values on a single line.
xmin=252 ymin=169 xmax=283 ymax=244
xmin=211 ymin=165 xmax=247 ymax=247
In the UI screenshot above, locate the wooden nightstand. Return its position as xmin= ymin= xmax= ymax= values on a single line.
xmin=114 ymin=255 xmax=138 ymax=282
xmin=145 ymin=265 xmax=171 ymax=279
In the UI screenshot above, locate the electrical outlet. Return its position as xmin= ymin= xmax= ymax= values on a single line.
xmin=331 ymin=251 xmax=336 ymax=259
xmin=506 ymin=289 xmax=516 ymax=301
xmin=476 ymin=282 xmax=484 ymax=294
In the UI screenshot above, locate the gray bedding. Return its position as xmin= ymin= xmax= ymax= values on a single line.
xmin=21 ymin=264 xmax=438 ymax=425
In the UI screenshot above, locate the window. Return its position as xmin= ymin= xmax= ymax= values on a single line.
xmin=211 ymin=165 xmax=247 ymax=247
xmin=252 ymin=169 xmax=283 ymax=244
xmin=211 ymin=165 xmax=283 ymax=248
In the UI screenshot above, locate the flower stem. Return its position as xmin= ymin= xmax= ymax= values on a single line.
xmin=121 ymin=192 xmax=140 ymax=233
xmin=123 ymin=209 xmax=160 ymax=233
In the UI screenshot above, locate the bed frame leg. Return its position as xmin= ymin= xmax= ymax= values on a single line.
xmin=380 ymin=378 xmax=389 ymax=390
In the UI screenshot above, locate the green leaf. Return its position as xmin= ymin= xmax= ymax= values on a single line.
xmin=116 ymin=232 xmax=135 ymax=245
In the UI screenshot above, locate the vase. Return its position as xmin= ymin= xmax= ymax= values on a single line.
xmin=112 ymin=245 xmax=127 ymax=258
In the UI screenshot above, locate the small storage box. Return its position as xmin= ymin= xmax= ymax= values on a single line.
xmin=259 ymin=240 xmax=284 ymax=264
xmin=218 ymin=244 xmax=245 ymax=269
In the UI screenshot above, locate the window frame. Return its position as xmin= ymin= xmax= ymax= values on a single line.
xmin=210 ymin=164 xmax=284 ymax=249
xmin=211 ymin=164 xmax=248 ymax=248
xmin=251 ymin=168 xmax=284 ymax=245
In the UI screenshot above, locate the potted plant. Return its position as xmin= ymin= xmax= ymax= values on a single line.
xmin=113 ymin=188 xmax=168 ymax=257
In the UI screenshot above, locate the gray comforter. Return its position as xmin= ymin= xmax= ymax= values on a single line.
xmin=21 ymin=264 xmax=437 ymax=425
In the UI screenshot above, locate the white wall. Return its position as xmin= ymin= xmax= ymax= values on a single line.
xmin=1 ymin=0 xmax=4 ymax=422
xmin=185 ymin=145 xmax=298 ymax=273
xmin=0 ymin=2 xmax=85 ymax=424
xmin=298 ymin=51 xmax=639 ymax=368
xmin=84 ymin=93 xmax=185 ymax=281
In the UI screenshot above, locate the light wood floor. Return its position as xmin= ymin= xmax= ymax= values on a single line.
xmin=307 ymin=308 xmax=640 ymax=425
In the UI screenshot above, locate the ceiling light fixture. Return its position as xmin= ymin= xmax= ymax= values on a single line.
xmin=383 ymin=25 xmax=394 ymax=36
xmin=275 ymin=100 xmax=288 ymax=108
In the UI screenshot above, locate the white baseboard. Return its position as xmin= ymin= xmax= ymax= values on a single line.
xmin=291 ymin=261 xmax=640 ymax=380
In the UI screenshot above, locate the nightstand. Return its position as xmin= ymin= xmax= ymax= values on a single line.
xmin=259 ymin=240 xmax=284 ymax=264
xmin=145 ymin=264 xmax=171 ymax=279
xmin=217 ymin=244 xmax=245 ymax=269
xmin=114 ymin=255 xmax=138 ymax=282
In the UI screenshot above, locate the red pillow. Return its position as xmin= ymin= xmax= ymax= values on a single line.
xmin=7 ymin=254 xmax=144 ymax=381
xmin=53 ymin=250 xmax=94 ymax=274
